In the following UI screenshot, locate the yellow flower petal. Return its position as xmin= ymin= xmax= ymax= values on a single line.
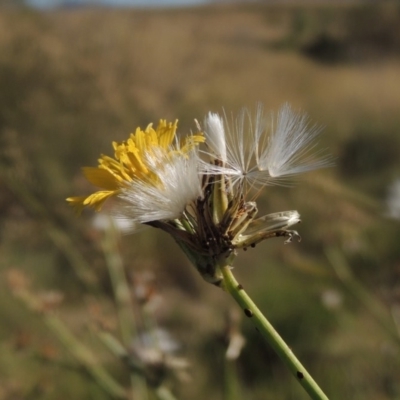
xmin=82 ymin=191 xmax=116 ymax=211
xmin=82 ymin=167 xmax=121 ymax=190
xmin=67 ymin=118 xmax=204 ymax=214
xmin=156 ymin=120 xmax=177 ymax=149
xmin=66 ymin=196 xmax=88 ymax=214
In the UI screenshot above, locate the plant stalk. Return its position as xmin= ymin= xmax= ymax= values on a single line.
xmin=219 ymin=264 xmax=329 ymax=400
xmin=102 ymin=224 xmax=149 ymax=400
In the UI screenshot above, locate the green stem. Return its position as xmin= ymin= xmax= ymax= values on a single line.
xmin=326 ymin=247 xmax=400 ymax=346
xmin=155 ymin=386 xmax=179 ymax=400
xmin=45 ymin=316 xmax=127 ymax=399
xmin=0 ymin=172 xmax=99 ymax=291
xmin=102 ymin=224 xmax=149 ymax=400
xmin=223 ymin=359 xmax=241 ymax=400
xmin=14 ymin=289 xmax=126 ymax=398
xmin=219 ymin=264 xmax=329 ymax=400
xmin=102 ymin=226 xmax=136 ymax=345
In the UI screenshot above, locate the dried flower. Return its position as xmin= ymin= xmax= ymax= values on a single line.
xmin=66 ymin=120 xmax=204 ymax=218
xmin=200 ymin=103 xmax=331 ymax=189
xmin=68 ymin=105 xmax=330 ymax=284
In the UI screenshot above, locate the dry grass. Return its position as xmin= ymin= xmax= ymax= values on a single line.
xmin=1 ymin=2 xmax=400 ymax=399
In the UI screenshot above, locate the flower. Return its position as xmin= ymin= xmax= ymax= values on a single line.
xmin=67 ymin=120 xmax=204 ymax=222
xmin=201 ymin=103 xmax=331 ymax=189
xmin=117 ymin=146 xmax=202 ymax=224
xmin=68 ymin=105 xmax=330 ymax=284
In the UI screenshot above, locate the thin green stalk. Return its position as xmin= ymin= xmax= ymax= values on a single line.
xmin=14 ymin=289 xmax=126 ymax=399
xmin=102 ymin=226 xmax=136 ymax=345
xmin=223 ymin=359 xmax=241 ymax=400
xmin=326 ymin=247 xmax=400 ymax=346
xmin=0 ymin=171 xmax=99 ymax=291
xmin=102 ymin=224 xmax=149 ymax=400
xmin=96 ymin=331 xmax=178 ymax=399
xmin=155 ymin=386 xmax=179 ymax=400
xmin=45 ymin=316 xmax=127 ymax=399
xmin=219 ymin=264 xmax=329 ymax=400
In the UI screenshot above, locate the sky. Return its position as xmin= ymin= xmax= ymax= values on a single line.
xmin=26 ymin=0 xmax=209 ymax=8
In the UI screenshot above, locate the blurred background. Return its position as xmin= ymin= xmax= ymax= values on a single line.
xmin=1 ymin=0 xmax=400 ymax=399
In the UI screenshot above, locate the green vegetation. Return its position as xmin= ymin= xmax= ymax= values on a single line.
xmin=1 ymin=2 xmax=400 ymax=399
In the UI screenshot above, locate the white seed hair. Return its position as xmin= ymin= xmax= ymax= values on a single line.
xmin=201 ymin=103 xmax=331 ymax=189
xmin=204 ymin=112 xmax=227 ymax=163
xmin=243 ymin=210 xmax=301 ymax=236
xmin=118 ymin=149 xmax=202 ymax=224
xmin=258 ymin=103 xmax=329 ymax=180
